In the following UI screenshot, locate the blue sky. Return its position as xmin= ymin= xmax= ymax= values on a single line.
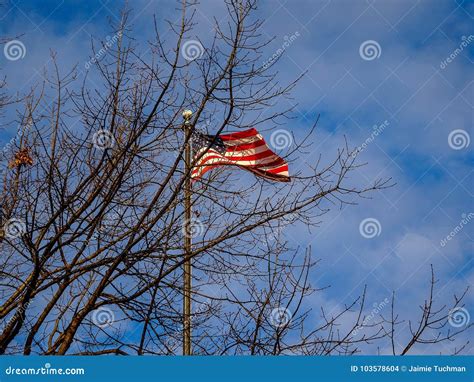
xmin=0 ymin=0 xmax=472 ymax=354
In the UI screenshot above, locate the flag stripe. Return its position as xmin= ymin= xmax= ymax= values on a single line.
xmin=225 ymin=139 xmax=267 ymax=152
xmin=194 ymin=153 xmax=282 ymax=168
xmin=191 ymin=128 xmax=290 ymax=182
xmin=222 ymin=135 xmax=262 ymax=146
xmin=220 ymin=128 xmax=258 ymax=141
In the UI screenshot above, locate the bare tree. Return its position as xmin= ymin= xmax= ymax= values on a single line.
xmin=0 ymin=0 xmax=469 ymax=355
xmin=381 ymin=265 xmax=471 ymax=356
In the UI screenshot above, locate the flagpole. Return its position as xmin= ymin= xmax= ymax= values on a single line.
xmin=182 ymin=109 xmax=193 ymax=355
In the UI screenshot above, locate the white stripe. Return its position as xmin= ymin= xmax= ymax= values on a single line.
xmin=192 ymin=161 xmax=288 ymax=178
xmin=223 ymin=135 xmax=262 ymax=145
xmin=224 ymin=144 xmax=270 ymax=157
xmin=194 ymin=147 xmax=222 ymax=158
xmin=194 ymin=144 xmax=270 ymax=163
xmin=259 ymin=163 xmax=288 ymax=172
xmin=195 ymin=153 xmax=280 ymax=169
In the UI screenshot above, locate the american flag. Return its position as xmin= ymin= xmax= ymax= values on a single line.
xmin=191 ymin=128 xmax=290 ymax=182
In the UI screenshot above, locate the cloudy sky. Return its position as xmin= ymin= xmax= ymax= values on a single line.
xmin=0 ymin=0 xmax=472 ymax=354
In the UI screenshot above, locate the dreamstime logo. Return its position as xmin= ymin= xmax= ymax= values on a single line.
xmin=262 ymin=31 xmax=300 ymax=69
xmin=181 ymin=40 xmax=204 ymax=61
xmin=0 ymin=147 xmax=8 ymax=177
xmin=270 ymin=307 xmax=292 ymax=328
xmin=440 ymin=212 xmax=473 ymax=247
xmin=0 ymin=134 xmax=9 ymax=176
xmin=0 ymin=298 xmax=34 ymax=335
xmin=440 ymin=35 xmax=474 ymax=69
xmin=351 ymin=297 xmax=389 ymax=336
xmin=164 ymin=299 xmax=211 ymax=352
xmin=359 ymin=218 xmax=381 ymax=239
xmin=92 ymin=129 xmax=115 ymax=150
xmin=92 ymin=307 xmax=115 ymax=328
xmin=3 ymin=218 xmax=26 ymax=239
xmin=351 ymin=120 xmax=390 ymax=158
xmin=270 ymin=129 xmax=293 ymax=150
xmin=5 ymin=363 xmax=85 ymax=376
xmin=3 ymin=40 xmax=26 ymax=61
xmin=268 ymin=226 xmax=284 ymax=242
xmin=197 ymin=117 xmax=213 ymax=130
xmin=182 ymin=217 xmax=204 ymax=238
xmin=193 ymin=298 xmax=212 ymax=317
xmin=84 ymin=31 xmax=122 ymax=70
xmin=97 ymin=208 xmax=123 ymax=236
xmin=359 ymin=40 xmax=381 ymax=61
xmin=448 ymin=129 xmax=470 ymax=150
xmin=448 ymin=307 xmax=470 ymax=328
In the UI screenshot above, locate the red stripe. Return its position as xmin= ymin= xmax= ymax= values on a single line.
xmin=194 ymin=148 xmax=221 ymax=157
xmin=192 ymin=160 xmax=228 ymax=175
xmin=247 ymin=168 xmax=290 ymax=182
xmin=246 ymin=157 xmax=285 ymax=169
xmin=225 ymin=149 xmax=275 ymax=161
xmin=194 ymin=153 xmax=285 ymax=171
xmin=191 ymin=128 xmax=290 ymax=182
xmin=192 ymin=158 xmax=226 ymax=172
xmin=192 ymin=150 xmax=225 ymax=165
xmin=193 ymin=159 xmax=287 ymax=178
xmin=225 ymin=139 xmax=266 ymax=152
xmin=220 ymin=128 xmax=258 ymax=141
xmin=194 ymin=164 xmax=289 ymax=180
xmin=196 ymin=165 xmax=218 ymax=178
xmin=258 ymin=160 xmax=288 ymax=171
xmin=266 ymin=164 xmax=288 ymax=174
xmin=194 ymin=154 xmax=226 ymax=166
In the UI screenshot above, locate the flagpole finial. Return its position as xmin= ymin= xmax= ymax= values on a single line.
xmin=182 ymin=109 xmax=193 ymax=124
